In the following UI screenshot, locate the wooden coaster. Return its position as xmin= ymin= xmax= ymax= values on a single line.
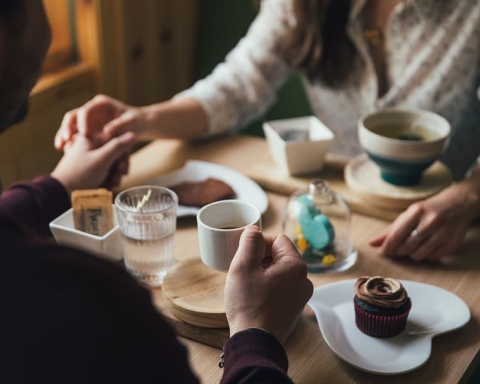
xmin=162 ymin=258 xmax=228 ymax=328
xmin=344 ymin=154 xmax=452 ymax=210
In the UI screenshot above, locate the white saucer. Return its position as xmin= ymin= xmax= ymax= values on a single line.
xmin=307 ymin=279 xmax=470 ymax=375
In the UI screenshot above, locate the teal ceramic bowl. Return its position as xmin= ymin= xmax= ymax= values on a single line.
xmin=358 ymin=108 xmax=451 ymax=186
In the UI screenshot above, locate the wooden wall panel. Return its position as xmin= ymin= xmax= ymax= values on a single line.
xmin=100 ymin=0 xmax=199 ymax=105
xmin=75 ymin=0 xmax=199 ymax=104
xmin=118 ymin=0 xmax=162 ymax=105
xmin=170 ymin=0 xmax=200 ymax=93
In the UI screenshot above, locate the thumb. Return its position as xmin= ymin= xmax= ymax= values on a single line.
xmin=93 ymin=132 xmax=136 ymax=167
xmin=230 ymin=225 xmax=265 ymax=270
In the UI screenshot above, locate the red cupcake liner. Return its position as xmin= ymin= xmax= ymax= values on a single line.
xmin=354 ymin=298 xmax=412 ymax=338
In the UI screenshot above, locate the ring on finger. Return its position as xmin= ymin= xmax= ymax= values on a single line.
xmin=410 ymin=229 xmax=425 ymax=243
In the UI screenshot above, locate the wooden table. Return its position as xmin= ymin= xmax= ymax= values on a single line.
xmin=120 ymin=134 xmax=480 ymax=384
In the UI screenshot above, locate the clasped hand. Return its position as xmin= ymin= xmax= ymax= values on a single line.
xmin=53 ymin=95 xmax=145 ymax=191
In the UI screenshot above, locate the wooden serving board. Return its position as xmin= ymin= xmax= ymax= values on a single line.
xmin=245 ymin=152 xmax=404 ymax=222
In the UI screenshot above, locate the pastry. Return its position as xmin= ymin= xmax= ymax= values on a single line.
xmin=169 ymin=178 xmax=235 ymax=207
xmin=354 ymin=276 xmax=411 ymax=338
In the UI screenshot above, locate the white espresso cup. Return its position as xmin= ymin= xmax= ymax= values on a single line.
xmin=197 ymin=200 xmax=262 ymax=271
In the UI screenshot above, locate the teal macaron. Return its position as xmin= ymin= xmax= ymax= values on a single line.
xmin=297 ymin=195 xmax=335 ymax=249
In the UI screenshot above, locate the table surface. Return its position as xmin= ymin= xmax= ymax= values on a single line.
xmin=120 ymin=134 xmax=480 ymax=384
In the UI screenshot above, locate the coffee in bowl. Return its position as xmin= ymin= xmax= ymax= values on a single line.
xmin=358 ymin=108 xmax=451 ymax=186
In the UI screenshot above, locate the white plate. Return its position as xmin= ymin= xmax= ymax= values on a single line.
xmin=307 ymin=279 xmax=470 ymax=375
xmin=146 ymin=160 xmax=268 ymax=217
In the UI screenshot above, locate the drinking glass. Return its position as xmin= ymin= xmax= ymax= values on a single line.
xmin=115 ymin=186 xmax=178 ymax=287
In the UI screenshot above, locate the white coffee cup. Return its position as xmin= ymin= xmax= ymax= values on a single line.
xmin=197 ymin=200 xmax=262 ymax=271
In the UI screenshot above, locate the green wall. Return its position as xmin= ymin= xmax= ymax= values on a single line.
xmin=195 ymin=0 xmax=312 ymax=137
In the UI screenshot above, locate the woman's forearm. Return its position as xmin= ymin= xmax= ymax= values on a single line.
xmin=140 ymin=97 xmax=209 ymax=140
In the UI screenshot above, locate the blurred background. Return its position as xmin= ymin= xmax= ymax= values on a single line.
xmin=0 ymin=0 xmax=311 ymax=189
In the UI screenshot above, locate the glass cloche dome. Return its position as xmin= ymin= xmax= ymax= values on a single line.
xmin=283 ymin=179 xmax=357 ymax=273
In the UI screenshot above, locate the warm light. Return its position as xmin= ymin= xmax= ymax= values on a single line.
xmin=42 ymin=0 xmax=75 ymax=73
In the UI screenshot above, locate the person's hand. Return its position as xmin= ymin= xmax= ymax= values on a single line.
xmin=54 ymin=94 xmax=147 ymax=151
xmin=51 ymin=132 xmax=136 ymax=193
xmin=370 ymin=182 xmax=480 ymax=261
xmin=225 ymin=226 xmax=313 ymax=344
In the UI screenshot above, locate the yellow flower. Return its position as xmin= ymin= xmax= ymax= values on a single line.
xmin=322 ymin=254 xmax=337 ymax=266
xmin=297 ymin=237 xmax=308 ymax=252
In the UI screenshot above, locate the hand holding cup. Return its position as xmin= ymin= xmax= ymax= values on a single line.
xmin=225 ymin=226 xmax=314 ymax=344
xmin=197 ymin=200 xmax=262 ymax=271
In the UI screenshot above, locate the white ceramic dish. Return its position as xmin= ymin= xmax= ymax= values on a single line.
xmin=146 ymin=160 xmax=268 ymax=217
xmin=49 ymin=204 xmax=123 ymax=262
xmin=263 ymin=116 xmax=334 ymax=176
xmin=307 ymin=279 xmax=470 ymax=375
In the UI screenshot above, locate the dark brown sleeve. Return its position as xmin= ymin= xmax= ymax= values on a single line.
xmin=0 ymin=175 xmax=70 ymax=237
xmin=220 ymin=328 xmax=294 ymax=384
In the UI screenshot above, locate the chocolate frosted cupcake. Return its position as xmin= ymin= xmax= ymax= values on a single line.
xmin=354 ymin=276 xmax=411 ymax=338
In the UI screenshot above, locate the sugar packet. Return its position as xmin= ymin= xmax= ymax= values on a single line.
xmin=71 ymin=189 xmax=114 ymax=236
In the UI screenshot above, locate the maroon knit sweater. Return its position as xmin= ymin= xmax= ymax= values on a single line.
xmin=0 ymin=175 xmax=293 ymax=383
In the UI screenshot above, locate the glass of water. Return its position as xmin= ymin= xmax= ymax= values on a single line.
xmin=115 ymin=186 xmax=178 ymax=287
